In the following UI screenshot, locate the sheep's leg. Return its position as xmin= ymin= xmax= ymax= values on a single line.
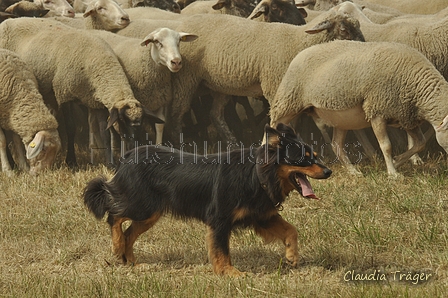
xmin=312 ymin=117 xmax=332 ymax=144
xmin=353 ymin=129 xmax=377 ymax=160
xmin=61 ymin=103 xmax=77 ymax=168
xmin=10 ymin=132 xmax=29 ymax=172
xmin=154 ymin=107 xmax=166 ymax=145
xmin=88 ymin=108 xmax=111 ymax=165
xmin=210 ymin=92 xmax=237 ymax=143
xmin=370 ymin=117 xmax=398 ymax=176
xmin=394 ymin=126 xmax=426 ymax=168
xmin=332 ymin=128 xmax=362 ymax=175
xmin=0 ymin=128 xmax=12 ymax=174
xmin=407 ymin=132 xmax=424 ymax=165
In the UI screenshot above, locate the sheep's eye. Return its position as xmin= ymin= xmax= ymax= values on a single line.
xmin=44 ymin=0 xmax=52 ymax=4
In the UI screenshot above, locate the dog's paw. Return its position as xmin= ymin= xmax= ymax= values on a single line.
xmin=222 ymin=266 xmax=246 ymax=277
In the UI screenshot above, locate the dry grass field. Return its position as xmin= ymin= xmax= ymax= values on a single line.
xmin=1 ymin=151 xmax=448 ymax=297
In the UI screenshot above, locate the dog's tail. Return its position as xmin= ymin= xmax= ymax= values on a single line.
xmin=83 ymin=175 xmax=111 ymax=220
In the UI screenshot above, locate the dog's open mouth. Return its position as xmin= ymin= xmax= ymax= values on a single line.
xmin=290 ymin=173 xmax=319 ymax=200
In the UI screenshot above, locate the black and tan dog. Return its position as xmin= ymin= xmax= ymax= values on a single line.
xmin=83 ymin=123 xmax=332 ymax=276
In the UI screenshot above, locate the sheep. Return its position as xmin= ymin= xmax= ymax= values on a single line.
xmin=247 ymin=0 xmax=307 ymax=25
xmin=354 ymin=0 xmax=448 ymax=15
xmin=132 ymin=0 xmax=181 ymax=13
xmin=295 ymin=0 xmax=347 ymax=11
xmin=0 ymin=11 xmax=16 ymax=22
xmin=52 ymin=0 xmax=130 ymax=30
xmin=5 ymin=1 xmax=49 ymax=17
xmin=181 ymin=0 xmax=255 ymax=18
xmin=90 ymin=27 xmax=197 ymax=145
xmin=124 ymin=6 xmax=185 ymax=19
xmin=270 ymin=40 xmax=448 ymax=177
xmin=34 ymin=0 xmax=75 ymax=17
xmin=0 ymin=49 xmax=61 ymax=175
xmin=0 ymin=18 xmax=155 ymax=167
xmin=153 ymin=11 xmax=365 ymax=144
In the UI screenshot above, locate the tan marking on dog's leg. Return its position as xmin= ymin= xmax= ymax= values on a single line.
xmin=206 ymin=227 xmax=244 ymax=277
xmin=254 ymin=214 xmax=299 ymax=267
xmin=124 ymin=213 xmax=162 ymax=265
xmin=111 ymin=217 xmax=129 ymax=264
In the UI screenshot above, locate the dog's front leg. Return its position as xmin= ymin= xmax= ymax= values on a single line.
xmin=206 ymin=226 xmax=244 ymax=277
xmin=254 ymin=214 xmax=299 ymax=267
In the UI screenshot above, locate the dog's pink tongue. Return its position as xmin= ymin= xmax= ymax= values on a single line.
xmin=296 ymin=175 xmax=319 ymax=200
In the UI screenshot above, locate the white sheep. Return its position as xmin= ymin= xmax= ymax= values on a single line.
xmin=130 ymin=11 xmax=364 ymax=143
xmin=52 ymin=0 xmax=130 ymax=30
xmin=125 ymin=6 xmax=185 ymax=19
xmin=0 ymin=18 xmax=152 ymax=167
xmin=181 ymin=0 xmax=255 ymax=18
xmin=90 ymin=27 xmax=197 ymax=144
xmin=0 ymin=49 xmax=61 ymax=175
xmin=354 ymin=0 xmax=448 ymax=15
xmin=34 ymin=0 xmax=75 ymax=17
xmin=270 ymin=40 xmax=448 ymax=176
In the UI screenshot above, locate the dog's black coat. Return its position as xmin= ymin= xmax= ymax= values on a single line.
xmin=84 ymin=123 xmax=331 ymax=275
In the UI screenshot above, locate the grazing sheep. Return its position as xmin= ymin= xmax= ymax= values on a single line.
xmin=159 ymin=11 xmax=364 ymax=143
xmin=248 ymin=0 xmax=307 ymax=25
xmin=91 ymin=27 xmax=197 ymax=144
xmin=270 ymin=40 xmax=448 ymax=176
xmin=5 ymin=1 xmax=49 ymax=17
xmin=0 ymin=49 xmax=61 ymax=175
xmin=181 ymin=0 xmax=255 ymax=18
xmin=0 ymin=18 xmax=153 ymax=167
xmin=52 ymin=0 xmax=130 ymax=30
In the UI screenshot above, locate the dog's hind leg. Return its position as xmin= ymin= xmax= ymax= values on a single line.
xmin=254 ymin=214 xmax=299 ymax=267
xmin=109 ymin=216 xmax=128 ymax=264
xmin=124 ymin=213 xmax=162 ymax=265
xmin=206 ymin=226 xmax=244 ymax=277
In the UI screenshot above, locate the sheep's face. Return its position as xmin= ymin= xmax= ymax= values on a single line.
xmin=34 ymin=0 xmax=75 ymax=18
xmin=141 ymin=28 xmax=198 ymax=73
xmin=435 ymin=115 xmax=448 ymax=152
xmin=27 ymin=130 xmax=61 ymax=176
xmin=83 ymin=0 xmax=130 ymax=30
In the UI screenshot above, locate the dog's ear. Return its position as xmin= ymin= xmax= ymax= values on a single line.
xmin=264 ymin=124 xmax=282 ymax=147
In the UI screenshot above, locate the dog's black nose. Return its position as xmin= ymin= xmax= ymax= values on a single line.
xmin=324 ymin=168 xmax=332 ymax=177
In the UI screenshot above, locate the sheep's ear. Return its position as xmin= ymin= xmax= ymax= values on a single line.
xmin=83 ymin=4 xmax=96 ymax=18
xmin=297 ymin=7 xmax=307 ymax=18
xmin=179 ymin=32 xmax=198 ymax=42
xmin=305 ymin=20 xmax=333 ymax=34
xmin=106 ymin=108 xmax=119 ymax=130
xmin=140 ymin=34 xmax=155 ymax=46
xmin=436 ymin=115 xmax=448 ymax=132
xmin=212 ymin=0 xmax=227 ymax=10
xmin=38 ymin=9 xmax=50 ymax=17
xmin=26 ymin=132 xmax=45 ymax=159
xmin=143 ymin=107 xmax=165 ymax=124
xmin=295 ymin=0 xmax=315 ymax=7
xmin=248 ymin=5 xmax=266 ymax=19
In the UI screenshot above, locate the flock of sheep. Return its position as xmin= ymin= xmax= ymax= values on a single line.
xmin=1 ymin=0 xmax=448 ymax=177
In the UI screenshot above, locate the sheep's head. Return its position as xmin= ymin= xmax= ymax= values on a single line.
xmin=141 ymin=27 xmax=198 ymax=73
xmin=107 ymin=100 xmax=164 ymax=137
xmin=133 ymin=0 xmax=181 ymax=13
xmin=212 ymin=0 xmax=256 ymax=18
xmin=27 ymin=129 xmax=61 ymax=176
xmin=304 ymin=11 xmax=365 ymax=42
xmin=5 ymin=1 xmax=50 ymax=17
xmin=34 ymin=0 xmax=75 ymax=18
xmin=435 ymin=115 xmax=448 ymax=152
xmin=248 ymin=0 xmax=307 ymax=26
xmin=83 ymin=0 xmax=130 ymax=30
